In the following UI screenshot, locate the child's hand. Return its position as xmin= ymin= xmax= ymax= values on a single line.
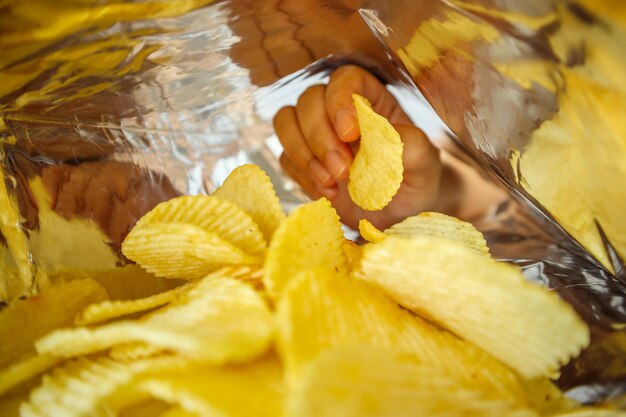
xmin=273 ymin=65 xmax=445 ymax=230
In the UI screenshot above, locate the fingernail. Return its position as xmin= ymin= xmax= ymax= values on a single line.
xmin=335 ymin=108 xmax=356 ymax=139
xmin=324 ymin=150 xmax=348 ymax=180
xmin=309 ymin=158 xmax=333 ymax=187
xmin=314 ymin=184 xmax=339 ymax=200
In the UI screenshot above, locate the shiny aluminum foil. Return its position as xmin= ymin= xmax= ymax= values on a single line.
xmin=0 ymin=0 xmax=625 ymax=403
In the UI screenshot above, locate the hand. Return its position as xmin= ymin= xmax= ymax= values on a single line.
xmin=273 ymin=65 xmax=445 ymax=230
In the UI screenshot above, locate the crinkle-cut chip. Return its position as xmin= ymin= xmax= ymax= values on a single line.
xmin=549 ymin=409 xmax=626 ymax=417
xmin=110 ymin=343 xmax=165 ymax=361
xmin=519 ymin=377 xmax=577 ymax=415
xmin=263 ymin=198 xmax=347 ymax=299
xmin=118 ymin=401 xmax=173 ymax=417
xmin=342 ymin=240 xmax=362 ymax=273
xmin=385 ymin=212 xmax=490 ymax=255
xmin=0 ymin=354 xmax=62 ymax=396
xmin=287 ymin=346 xmax=537 ymax=417
xmin=76 ymin=283 xmax=193 ymax=325
xmin=358 ymin=236 xmax=590 ymax=378
xmin=358 ymin=219 xmax=386 ymax=243
xmin=36 ymin=276 xmax=274 ymax=364
xmin=122 ymin=222 xmax=261 ymax=280
xmin=155 ymin=406 xmax=200 ymax=417
xmin=213 ymin=164 xmax=286 ymax=242
xmin=277 ymin=268 xmax=528 ymax=406
xmin=348 ymin=94 xmax=403 ymax=211
xmin=0 ymin=279 xmax=107 ymax=367
xmin=135 ymin=355 xmax=283 ymax=417
xmin=20 ymin=355 xmax=187 ymax=417
xmin=135 ymin=195 xmax=266 ymax=256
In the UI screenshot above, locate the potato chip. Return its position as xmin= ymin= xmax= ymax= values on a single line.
xmin=76 ymin=283 xmax=193 ymax=325
xmin=519 ymin=377 xmax=577 ymax=415
xmin=287 ymin=346 xmax=537 ymax=417
xmin=20 ymin=355 xmax=187 ymax=417
xmin=122 ymin=222 xmax=260 ymax=280
xmin=263 ymin=198 xmax=347 ymax=299
xmin=277 ymin=267 xmax=528 ymax=406
xmin=119 ymin=401 xmax=173 ymax=417
xmin=358 ymin=219 xmax=386 ymax=243
xmin=342 ymin=239 xmax=363 ymax=273
xmin=358 ymin=236 xmax=590 ymax=378
xmin=135 ymin=355 xmax=283 ymax=417
xmin=0 ymin=391 xmax=28 ymax=417
xmin=213 ymin=164 xmax=286 ymax=242
xmin=135 ymin=195 xmax=266 ymax=256
xmin=549 ymin=409 xmax=626 ymax=417
xmin=0 ymin=354 xmax=62 ymax=397
xmin=348 ymin=94 xmax=403 ymax=211
xmin=36 ymin=276 xmax=273 ymax=364
xmin=0 ymin=279 xmax=107 ymax=368
xmin=110 ymin=343 xmax=165 ymax=361
xmin=154 ymin=406 xmax=199 ymax=417
xmin=385 ymin=212 xmax=490 ymax=255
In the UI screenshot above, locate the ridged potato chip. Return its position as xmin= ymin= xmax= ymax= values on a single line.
xmin=348 ymin=94 xmax=403 ymax=211
xmin=287 ymin=346 xmax=537 ymax=417
xmin=386 ymin=212 xmax=490 ymax=255
xmin=263 ymin=198 xmax=347 ymax=299
xmin=0 ymin=279 xmax=107 ymax=368
xmin=519 ymin=377 xmax=577 ymax=415
xmin=122 ymin=222 xmax=260 ymax=280
xmin=358 ymin=219 xmax=386 ymax=243
xmin=20 ymin=356 xmax=187 ymax=417
xmin=0 ymin=354 xmax=62 ymax=396
xmin=76 ymin=283 xmax=192 ymax=325
xmin=550 ymin=410 xmax=626 ymax=417
xmin=135 ymin=195 xmax=266 ymax=256
xmin=213 ymin=164 xmax=286 ymax=242
xmin=36 ymin=276 xmax=273 ymax=364
xmin=135 ymin=355 xmax=283 ymax=417
xmin=342 ymin=239 xmax=362 ymax=273
xmin=358 ymin=236 xmax=590 ymax=378
xmin=110 ymin=343 xmax=165 ymax=361
xmin=277 ymin=268 xmax=528 ymax=406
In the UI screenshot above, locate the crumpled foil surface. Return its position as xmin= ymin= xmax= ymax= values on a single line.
xmin=0 ymin=0 xmax=625 ymax=403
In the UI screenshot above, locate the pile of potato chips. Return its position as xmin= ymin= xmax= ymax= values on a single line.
xmin=1 ymin=160 xmax=624 ymax=416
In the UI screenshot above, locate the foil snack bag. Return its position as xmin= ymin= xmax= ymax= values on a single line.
xmin=0 ymin=0 xmax=625 ymax=404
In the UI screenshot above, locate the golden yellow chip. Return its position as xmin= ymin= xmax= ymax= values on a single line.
xmin=213 ymin=164 xmax=286 ymax=242
xmin=153 ymin=406 xmax=200 ymax=417
xmin=134 ymin=355 xmax=283 ymax=417
xmin=287 ymin=346 xmax=537 ymax=417
xmin=358 ymin=219 xmax=386 ymax=243
xmin=0 ymin=279 xmax=107 ymax=368
xmin=348 ymin=94 xmax=403 ymax=211
xmin=110 ymin=343 xmax=165 ymax=361
xmin=135 ymin=195 xmax=267 ymax=256
xmin=36 ymin=275 xmax=273 ymax=364
xmin=519 ymin=377 xmax=577 ymax=415
xmin=263 ymin=198 xmax=347 ymax=299
xmin=76 ymin=282 xmax=193 ymax=326
xmin=549 ymin=410 xmax=626 ymax=417
xmin=122 ymin=222 xmax=260 ymax=280
xmin=20 ymin=355 xmax=187 ymax=417
xmin=358 ymin=236 xmax=590 ymax=378
xmin=86 ymin=265 xmax=182 ymax=302
xmin=386 ymin=212 xmax=490 ymax=255
xmin=277 ymin=267 xmax=528 ymax=406
xmin=342 ymin=239 xmax=363 ymax=273
xmin=0 ymin=354 xmax=62 ymax=397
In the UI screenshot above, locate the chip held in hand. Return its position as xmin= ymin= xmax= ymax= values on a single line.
xmin=348 ymin=94 xmax=404 ymax=211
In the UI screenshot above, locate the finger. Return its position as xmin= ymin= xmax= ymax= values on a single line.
xmin=394 ymin=124 xmax=442 ymax=189
xmin=273 ymin=106 xmax=335 ymax=188
xmin=279 ymin=153 xmax=338 ymax=200
xmin=295 ymin=85 xmax=353 ymax=181
xmin=326 ymin=65 xmax=412 ymax=142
